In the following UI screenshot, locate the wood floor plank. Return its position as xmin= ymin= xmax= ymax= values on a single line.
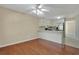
xmin=0 ymin=38 xmax=79 ymax=55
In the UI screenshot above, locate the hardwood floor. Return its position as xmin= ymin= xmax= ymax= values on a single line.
xmin=0 ymin=38 xmax=79 ymax=55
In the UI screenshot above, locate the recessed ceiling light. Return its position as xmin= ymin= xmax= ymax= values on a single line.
xmin=56 ymin=16 xmax=64 ymax=19
xmin=57 ymin=16 xmax=61 ymax=19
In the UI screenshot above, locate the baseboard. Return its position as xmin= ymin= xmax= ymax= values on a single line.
xmin=65 ymin=37 xmax=79 ymax=48
xmin=0 ymin=37 xmax=39 ymax=48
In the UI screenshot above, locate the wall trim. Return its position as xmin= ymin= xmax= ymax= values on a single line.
xmin=65 ymin=37 xmax=79 ymax=48
xmin=0 ymin=37 xmax=39 ymax=48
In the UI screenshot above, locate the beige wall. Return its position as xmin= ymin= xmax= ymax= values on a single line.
xmin=0 ymin=7 xmax=39 ymax=47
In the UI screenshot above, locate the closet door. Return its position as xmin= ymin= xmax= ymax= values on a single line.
xmin=65 ymin=20 xmax=75 ymax=39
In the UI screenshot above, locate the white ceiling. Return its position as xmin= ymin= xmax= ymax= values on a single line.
xmin=0 ymin=4 xmax=79 ymax=20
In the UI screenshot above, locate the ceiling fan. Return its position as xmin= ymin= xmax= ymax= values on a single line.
xmin=32 ymin=4 xmax=48 ymax=15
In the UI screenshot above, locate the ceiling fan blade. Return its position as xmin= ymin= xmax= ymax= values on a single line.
xmin=41 ymin=9 xmax=48 ymax=12
xmin=38 ymin=4 xmax=42 ymax=8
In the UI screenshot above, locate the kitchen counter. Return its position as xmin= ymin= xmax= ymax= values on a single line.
xmin=38 ymin=31 xmax=63 ymax=43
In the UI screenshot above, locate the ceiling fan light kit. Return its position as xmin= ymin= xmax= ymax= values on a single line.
xmin=32 ymin=4 xmax=48 ymax=15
